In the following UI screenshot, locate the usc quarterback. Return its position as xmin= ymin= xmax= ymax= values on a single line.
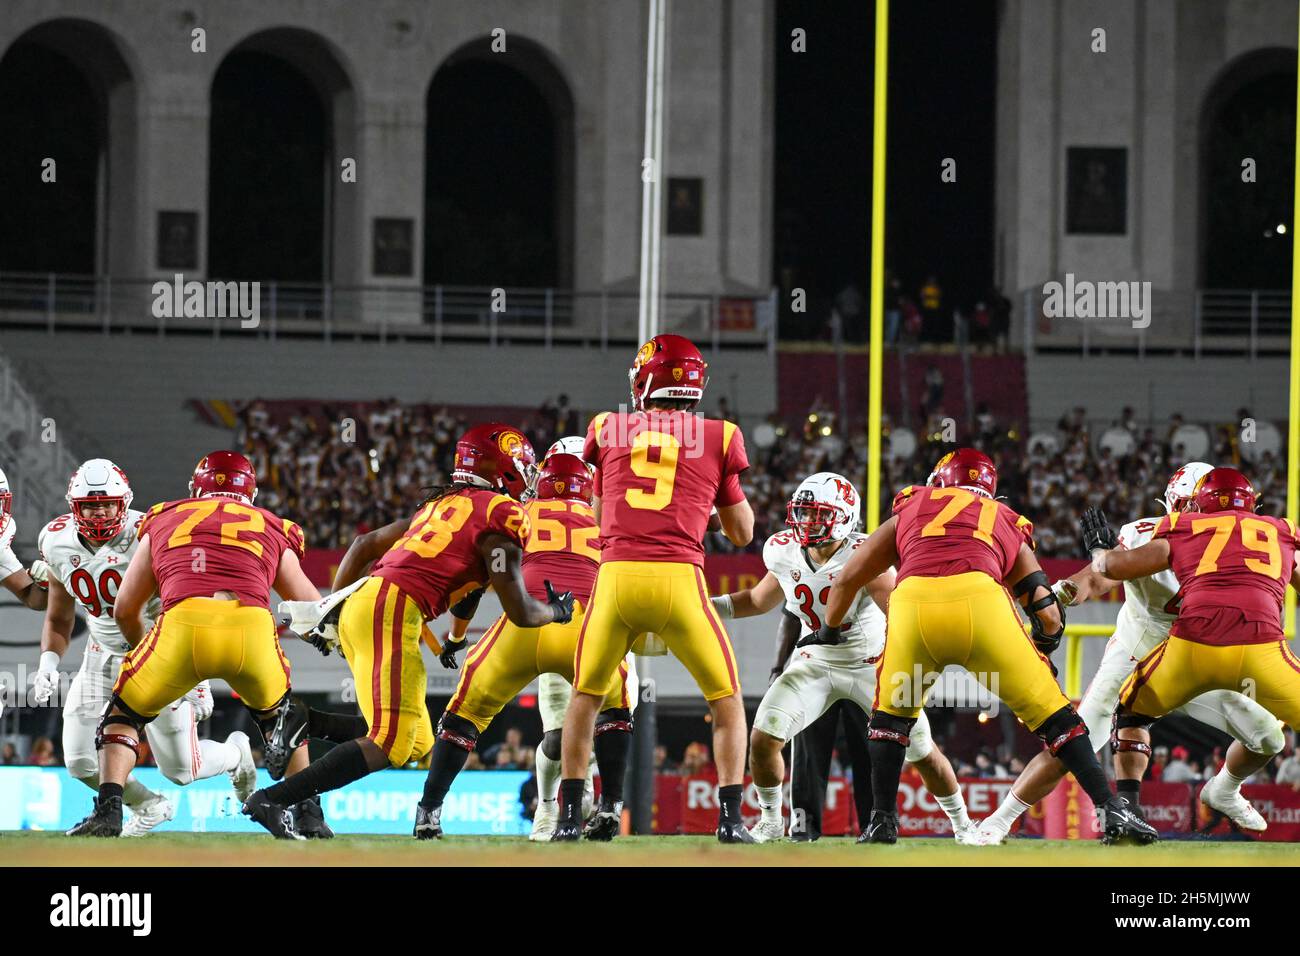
xmin=557 ymin=333 xmax=756 ymax=843
xmin=823 ymin=448 xmax=1157 ymax=844
xmin=1086 ymin=467 xmax=1300 ymax=800
xmin=67 ymin=451 xmax=322 ymax=837
xmin=414 ymin=452 xmax=634 ymax=839
xmin=242 ymin=423 xmax=574 ymax=839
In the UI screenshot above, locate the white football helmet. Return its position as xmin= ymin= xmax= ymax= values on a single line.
xmin=786 ymin=472 xmax=861 ymax=546
xmin=1161 ymin=462 xmax=1214 ymax=514
xmin=0 ymin=466 xmax=10 ymax=530
xmin=66 ymin=459 xmax=133 ymax=543
xmin=545 ymin=436 xmax=594 ymax=475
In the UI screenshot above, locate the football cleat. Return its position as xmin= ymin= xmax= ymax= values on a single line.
xmin=67 ymin=795 xmax=124 ymax=838
xmin=951 ymin=819 xmax=980 ymax=845
xmin=242 ymin=791 xmax=304 ymax=840
xmin=263 ymin=696 xmax=309 ymax=781
xmin=1098 ymin=796 xmax=1159 ymax=845
xmin=293 ymin=795 xmax=335 ymax=839
xmin=859 ymin=810 xmax=899 ymax=844
xmin=413 ymin=804 xmax=443 ymax=840
xmin=550 ymin=820 xmax=583 ymax=842
xmin=1200 ymin=777 xmax=1267 ymax=833
xmin=583 ymin=799 xmax=623 ymax=842
xmin=962 ymin=821 xmax=1008 ymax=846
xmin=717 ymin=820 xmax=757 ymax=844
xmin=227 ymin=731 xmax=258 ymax=804
xmin=121 ymin=793 xmax=175 ymax=837
xmin=747 ymin=817 xmax=786 ymax=844
xmin=530 ymin=798 xmax=559 ymax=842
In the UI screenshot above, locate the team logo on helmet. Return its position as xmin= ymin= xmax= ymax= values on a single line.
xmin=935 ymin=452 xmax=954 ymax=470
xmin=833 ymin=478 xmax=856 ymax=505
xmin=498 ymin=431 xmax=526 ymax=457
xmin=215 ymin=474 xmax=226 ymax=486
xmin=553 ymin=480 xmax=566 ymax=496
xmin=672 ymin=367 xmax=684 ymax=381
xmin=634 ymin=340 xmax=656 ymax=369
xmin=968 ymin=468 xmax=980 ymax=480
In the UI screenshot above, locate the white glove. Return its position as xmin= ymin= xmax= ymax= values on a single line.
xmin=28 ymin=559 xmax=49 ymax=585
xmin=182 ymin=681 xmax=215 ymax=721
xmin=32 ymin=651 xmax=60 ymax=706
xmin=710 ymin=594 xmax=735 ymax=619
xmin=1051 ymin=578 xmax=1079 ymax=606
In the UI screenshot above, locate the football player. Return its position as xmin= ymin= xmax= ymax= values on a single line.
xmin=823 ymin=449 xmax=1156 ymax=844
xmin=1083 ymin=468 xmax=1300 ymax=813
xmin=242 ymin=424 xmax=574 ymax=839
xmin=68 ymin=451 xmax=322 ymax=837
xmin=0 ymin=466 xmax=50 ymax=609
xmin=711 ymin=472 xmax=973 ymax=842
xmin=38 ymin=460 xmax=257 ymax=835
xmin=556 ymin=334 xmax=756 ymax=843
xmin=415 ymin=452 xmax=636 ymax=840
xmin=974 ymin=462 xmax=1285 ymax=844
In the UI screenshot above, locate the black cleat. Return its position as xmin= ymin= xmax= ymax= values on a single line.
xmin=1099 ymin=796 xmax=1159 ymax=845
xmin=413 ymin=804 xmax=442 ymax=840
xmin=551 ymin=820 xmax=583 ymax=842
xmin=583 ymin=799 xmax=623 ymax=842
xmin=292 ymin=795 xmax=334 ymax=839
xmin=67 ymin=796 xmax=123 ymax=838
xmin=263 ymin=696 xmax=310 ymax=781
xmin=242 ymin=791 xmax=303 ymax=840
xmin=717 ymin=820 xmax=757 ymax=843
xmin=860 ymin=810 xmax=899 ymax=844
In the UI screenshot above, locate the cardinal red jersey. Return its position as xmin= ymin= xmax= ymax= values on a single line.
xmin=891 ymin=484 xmax=1035 ymax=584
xmin=521 ymin=498 xmax=600 ymax=605
xmin=371 ymin=488 xmax=529 ymax=618
xmin=584 ymin=410 xmax=749 ymax=565
xmin=138 ymin=498 xmax=306 ymax=610
xmin=1153 ymin=509 xmax=1296 ymax=645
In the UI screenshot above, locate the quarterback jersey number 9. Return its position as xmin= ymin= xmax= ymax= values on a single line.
xmin=920 ymin=487 xmax=999 ymax=545
xmin=1192 ymin=515 xmax=1280 ymax=577
xmin=165 ymin=500 xmax=266 ymax=556
xmin=626 ymin=431 xmax=680 ymax=511
xmin=399 ymin=496 xmax=477 ymax=560
xmin=527 ymin=501 xmax=600 ymax=560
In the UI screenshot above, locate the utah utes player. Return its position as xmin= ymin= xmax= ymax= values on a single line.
xmin=712 ymin=472 xmax=973 ymax=842
xmin=974 ymin=462 xmax=1285 ymax=844
xmin=0 ymin=465 xmax=50 ymax=609
xmin=416 ymin=452 xmax=635 ymax=840
xmin=557 ymin=334 xmax=756 ymax=842
xmin=39 ymin=460 xmax=256 ymax=835
xmin=68 ymin=451 xmax=321 ymax=837
xmin=244 ymin=423 xmax=573 ymax=839
xmin=824 ymin=448 xmax=1156 ymax=844
xmin=1085 ymin=467 xmax=1300 ymax=808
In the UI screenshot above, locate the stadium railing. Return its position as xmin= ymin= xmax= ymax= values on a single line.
xmin=0 ymin=272 xmax=777 ymax=352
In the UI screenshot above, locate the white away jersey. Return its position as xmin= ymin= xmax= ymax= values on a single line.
xmin=763 ymin=530 xmax=886 ymax=664
xmin=0 ymin=517 xmax=23 ymax=579
xmin=38 ymin=509 xmax=158 ymax=654
xmin=1114 ymin=515 xmax=1181 ymax=630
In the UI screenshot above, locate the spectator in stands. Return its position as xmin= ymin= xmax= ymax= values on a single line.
xmin=1275 ymin=733 xmax=1300 ymax=790
xmin=481 ymin=726 xmax=529 ymax=770
xmin=1 ymin=742 xmax=17 ymax=765
xmin=919 ymin=274 xmax=942 ymax=340
xmin=28 ymin=736 xmax=57 ymax=766
xmin=884 ymin=274 xmax=903 ymax=345
xmin=1148 ymin=746 xmax=1168 ymax=782
xmin=1162 ymin=746 xmax=1196 ymax=784
xmin=680 ymin=742 xmax=711 ymax=776
xmin=920 ymin=365 xmax=945 ymax=420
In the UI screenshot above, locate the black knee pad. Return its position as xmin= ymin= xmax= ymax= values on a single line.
xmin=436 ymin=712 xmax=480 ymax=752
xmin=95 ymin=696 xmax=151 ymax=757
xmin=1110 ymin=711 xmax=1154 ymax=756
xmin=867 ymin=711 xmax=916 ymax=748
xmin=595 ymin=708 xmax=633 ymax=736
xmin=541 ymin=729 xmax=563 ymax=762
xmin=1034 ymin=705 xmax=1088 ymax=755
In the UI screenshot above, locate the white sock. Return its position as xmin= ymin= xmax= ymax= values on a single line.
xmin=536 ymin=746 xmax=562 ymax=802
xmin=984 ymin=791 xmax=1032 ymax=834
xmin=1212 ymin=767 xmax=1245 ymax=794
xmin=936 ymin=789 xmax=972 ymax=828
xmin=190 ymin=738 xmax=240 ymax=780
xmin=755 ymin=784 xmax=783 ymax=820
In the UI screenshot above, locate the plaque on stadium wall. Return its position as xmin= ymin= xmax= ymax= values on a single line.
xmin=372 ymin=217 xmax=414 ymax=276
xmin=666 ymin=177 xmax=703 ymax=235
xmin=157 ymin=211 xmax=198 ymax=269
xmin=1065 ymin=147 xmax=1127 ymax=235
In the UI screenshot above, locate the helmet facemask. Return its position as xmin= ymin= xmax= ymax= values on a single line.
xmin=786 ymin=494 xmax=842 ymax=547
xmin=71 ymin=495 xmax=129 ymax=543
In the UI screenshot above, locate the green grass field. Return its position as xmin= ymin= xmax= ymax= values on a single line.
xmin=2 ymin=831 xmax=1297 ymax=866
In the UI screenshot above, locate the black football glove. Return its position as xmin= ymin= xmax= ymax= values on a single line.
xmin=439 ymin=637 xmax=466 ymax=670
xmin=545 ymin=580 xmax=575 ymax=625
xmin=797 ymin=624 xmax=844 ymax=648
xmin=1080 ymin=507 xmax=1118 ymax=556
xmin=304 ymin=629 xmax=334 ymax=657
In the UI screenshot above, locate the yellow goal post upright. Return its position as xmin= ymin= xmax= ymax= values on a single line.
xmin=864 ymin=2 xmax=1300 ymax=700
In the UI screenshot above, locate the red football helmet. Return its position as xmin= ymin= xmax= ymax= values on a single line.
xmin=628 ymin=334 xmax=709 ymax=411
xmin=1191 ymin=467 xmax=1257 ymax=514
xmin=190 ymin=450 xmax=258 ymax=504
xmin=536 ymin=453 xmax=594 ymax=505
xmin=452 ymin=423 xmax=537 ymax=500
xmin=927 ymin=448 xmax=998 ymax=498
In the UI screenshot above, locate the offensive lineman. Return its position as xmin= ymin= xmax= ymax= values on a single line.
xmin=39 ymin=460 xmax=257 ymax=834
xmin=67 ymin=451 xmax=321 ymax=836
xmin=823 ymin=448 xmax=1156 ymax=844
xmin=973 ymin=463 xmax=1284 ymax=844
xmin=711 ymin=472 xmax=974 ymax=842
xmin=556 ymin=334 xmax=756 ymax=842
